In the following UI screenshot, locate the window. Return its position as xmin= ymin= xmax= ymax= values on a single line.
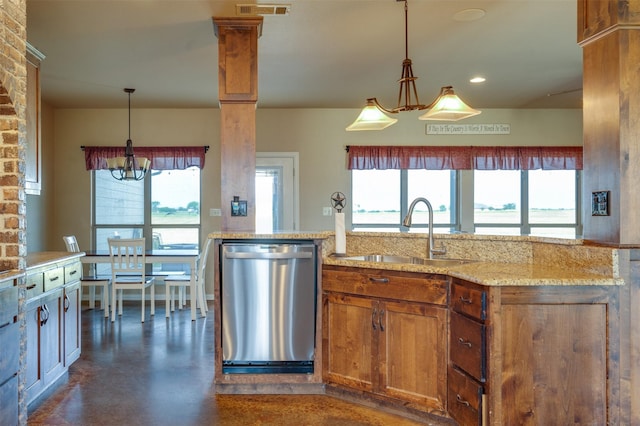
xmin=352 ymin=170 xmax=457 ymax=232
xmin=93 ymin=167 xmax=201 ymax=273
xmin=352 ymin=169 xmax=581 ymax=237
xmin=348 ymin=145 xmax=582 ymax=238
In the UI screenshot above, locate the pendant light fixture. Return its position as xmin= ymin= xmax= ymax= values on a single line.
xmin=346 ymin=0 xmax=481 ymax=131
xmin=106 ymin=88 xmax=150 ymax=180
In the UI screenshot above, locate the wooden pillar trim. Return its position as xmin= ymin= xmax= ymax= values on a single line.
xmin=578 ymin=0 xmax=640 ymax=44
xmin=213 ymin=17 xmax=263 ymax=103
xmin=213 ymin=16 xmax=263 ymax=232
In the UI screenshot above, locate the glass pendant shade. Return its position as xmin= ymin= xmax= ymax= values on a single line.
xmin=346 ymin=98 xmax=398 ymax=131
xmin=419 ymin=86 xmax=481 ymax=121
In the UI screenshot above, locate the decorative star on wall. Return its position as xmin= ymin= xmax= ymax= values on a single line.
xmin=331 ymin=192 xmax=346 ymax=212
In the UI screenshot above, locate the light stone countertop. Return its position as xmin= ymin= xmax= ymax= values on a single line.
xmin=323 ymin=256 xmax=623 ymax=286
xmin=208 ymin=231 xmax=624 ymax=286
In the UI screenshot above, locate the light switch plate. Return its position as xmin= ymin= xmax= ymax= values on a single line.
xmin=323 ymin=207 xmax=333 ymax=216
xmin=210 ymin=208 xmax=222 ymax=217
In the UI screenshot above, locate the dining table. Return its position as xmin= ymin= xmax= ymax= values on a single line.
xmin=80 ymin=249 xmax=202 ymax=320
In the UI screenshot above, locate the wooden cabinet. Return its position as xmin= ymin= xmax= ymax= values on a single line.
xmin=323 ymin=266 xmax=448 ymax=415
xmin=25 ymin=44 xmax=45 ymax=196
xmin=449 ymin=278 xmax=619 ymax=426
xmin=25 ymin=256 xmax=83 ymax=410
xmin=26 ymin=288 xmax=64 ymax=406
xmin=0 ymin=277 xmax=19 ymax=426
xmin=63 ymin=281 xmax=81 ymax=365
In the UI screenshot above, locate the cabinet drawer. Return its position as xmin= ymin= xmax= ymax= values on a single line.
xmin=0 ymin=286 xmax=18 ymax=323
xmin=44 ymin=268 xmax=64 ymax=292
xmin=323 ymin=266 xmax=448 ymax=305
xmin=26 ymin=272 xmax=44 ymax=299
xmin=0 ymin=320 xmax=19 ymax=385
xmin=448 ymin=366 xmax=482 ymax=426
xmin=451 ymin=281 xmax=486 ymax=321
xmin=64 ymin=262 xmax=82 ymax=284
xmin=450 ymin=312 xmax=486 ymax=382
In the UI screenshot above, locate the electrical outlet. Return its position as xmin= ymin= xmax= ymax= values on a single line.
xmin=210 ymin=208 xmax=222 ymax=217
xmin=323 ymin=207 xmax=333 ymax=216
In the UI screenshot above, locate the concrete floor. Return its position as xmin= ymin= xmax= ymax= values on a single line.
xmin=27 ymin=301 xmax=445 ymax=426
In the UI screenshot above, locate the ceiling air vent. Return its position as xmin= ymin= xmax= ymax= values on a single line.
xmin=236 ymin=4 xmax=291 ymax=16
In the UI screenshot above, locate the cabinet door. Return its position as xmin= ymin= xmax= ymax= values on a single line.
xmin=379 ymin=300 xmax=448 ymax=412
xmin=40 ymin=290 xmax=64 ymax=387
xmin=64 ymin=282 xmax=81 ymax=365
xmin=25 ymin=300 xmax=42 ymax=401
xmin=323 ymin=293 xmax=376 ymax=392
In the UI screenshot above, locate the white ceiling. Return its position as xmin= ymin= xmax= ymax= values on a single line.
xmin=26 ymin=0 xmax=583 ymax=110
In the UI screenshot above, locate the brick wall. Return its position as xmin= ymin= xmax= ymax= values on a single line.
xmin=0 ymin=0 xmax=27 ymax=272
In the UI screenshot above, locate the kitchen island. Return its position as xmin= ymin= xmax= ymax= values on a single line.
xmin=211 ymin=231 xmax=623 ymax=425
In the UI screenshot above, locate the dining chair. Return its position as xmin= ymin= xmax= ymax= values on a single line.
xmin=163 ymin=237 xmax=212 ymax=320
xmin=63 ymin=235 xmax=111 ymax=317
xmin=108 ymin=238 xmax=155 ymax=322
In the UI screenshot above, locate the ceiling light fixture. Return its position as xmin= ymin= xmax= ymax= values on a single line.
xmin=106 ymin=88 xmax=150 ymax=181
xmin=346 ymin=0 xmax=481 ymax=131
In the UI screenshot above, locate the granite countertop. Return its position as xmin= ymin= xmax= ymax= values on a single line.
xmin=323 ymin=256 xmax=624 ymax=286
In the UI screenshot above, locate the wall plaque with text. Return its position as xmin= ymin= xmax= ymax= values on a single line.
xmin=426 ymin=124 xmax=511 ymax=135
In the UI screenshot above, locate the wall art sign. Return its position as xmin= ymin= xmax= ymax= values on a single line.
xmin=426 ymin=123 xmax=511 ymax=135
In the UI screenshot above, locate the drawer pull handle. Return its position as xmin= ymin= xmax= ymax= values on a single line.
xmin=0 ymin=321 xmax=11 ymax=329
xmin=459 ymin=296 xmax=473 ymax=304
xmin=378 ymin=309 xmax=384 ymax=332
xmin=64 ymin=295 xmax=70 ymax=312
xmin=26 ymin=284 xmax=37 ymax=290
xmin=458 ymin=337 xmax=472 ymax=348
xmin=49 ymin=276 xmax=60 ymax=281
xmin=456 ymin=394 xmax=471 ymax=407
xmin=368 ymin=277 xmax=389 ymax=284
xmin=372 ymin=308 xmax=377 ymax=330
xmin=69 ymin=270 xmax=78 ymax=276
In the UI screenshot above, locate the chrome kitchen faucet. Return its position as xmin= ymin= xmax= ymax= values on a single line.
xmin=403 ymin=197 xmax=447 ymax=259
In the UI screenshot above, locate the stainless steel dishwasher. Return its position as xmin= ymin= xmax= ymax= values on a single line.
xmin=221 ymin=241 xmax=317 ymax=374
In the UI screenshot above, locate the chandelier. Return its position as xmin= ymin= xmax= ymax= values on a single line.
xmin=106 ymin=88 xmax=150 ymax=181
xmin=346 ymin=0 xmax=481 ymax=131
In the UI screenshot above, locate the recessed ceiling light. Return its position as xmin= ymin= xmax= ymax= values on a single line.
xmin=453 ymin=8 xmax=486 ymax=22
xmin=470 ymin=77 xmax=486 ymax=84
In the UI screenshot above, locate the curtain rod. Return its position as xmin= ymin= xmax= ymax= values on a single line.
xmin=81 ymin=145 xmax=210 ymax=153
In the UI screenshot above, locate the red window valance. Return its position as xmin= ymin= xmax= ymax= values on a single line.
xmin=347 ymin=146 xmax=583 ymax=170
xmin=83 ymin=146 xmax=207 ymax=171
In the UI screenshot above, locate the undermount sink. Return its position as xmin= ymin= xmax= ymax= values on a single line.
xmin=341 ymin=254 xmax=473 ymax=266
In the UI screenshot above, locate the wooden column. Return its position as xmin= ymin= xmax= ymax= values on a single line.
xmin=213 ymin=17 xmax=263 ymax=232
xmin=579 ymin=2 xmax=640 ymax=425
xmin=579 ymin=1 xmax=640 ymax=245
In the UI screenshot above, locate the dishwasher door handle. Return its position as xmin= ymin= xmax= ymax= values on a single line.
xmin=224 ymin=251 xmax=313 ymax=260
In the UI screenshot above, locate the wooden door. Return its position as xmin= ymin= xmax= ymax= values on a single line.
xmin=379 ymin=300 xmax=448 ymax=413
xmin=323 ymin=293 xmax=376 ymax=392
